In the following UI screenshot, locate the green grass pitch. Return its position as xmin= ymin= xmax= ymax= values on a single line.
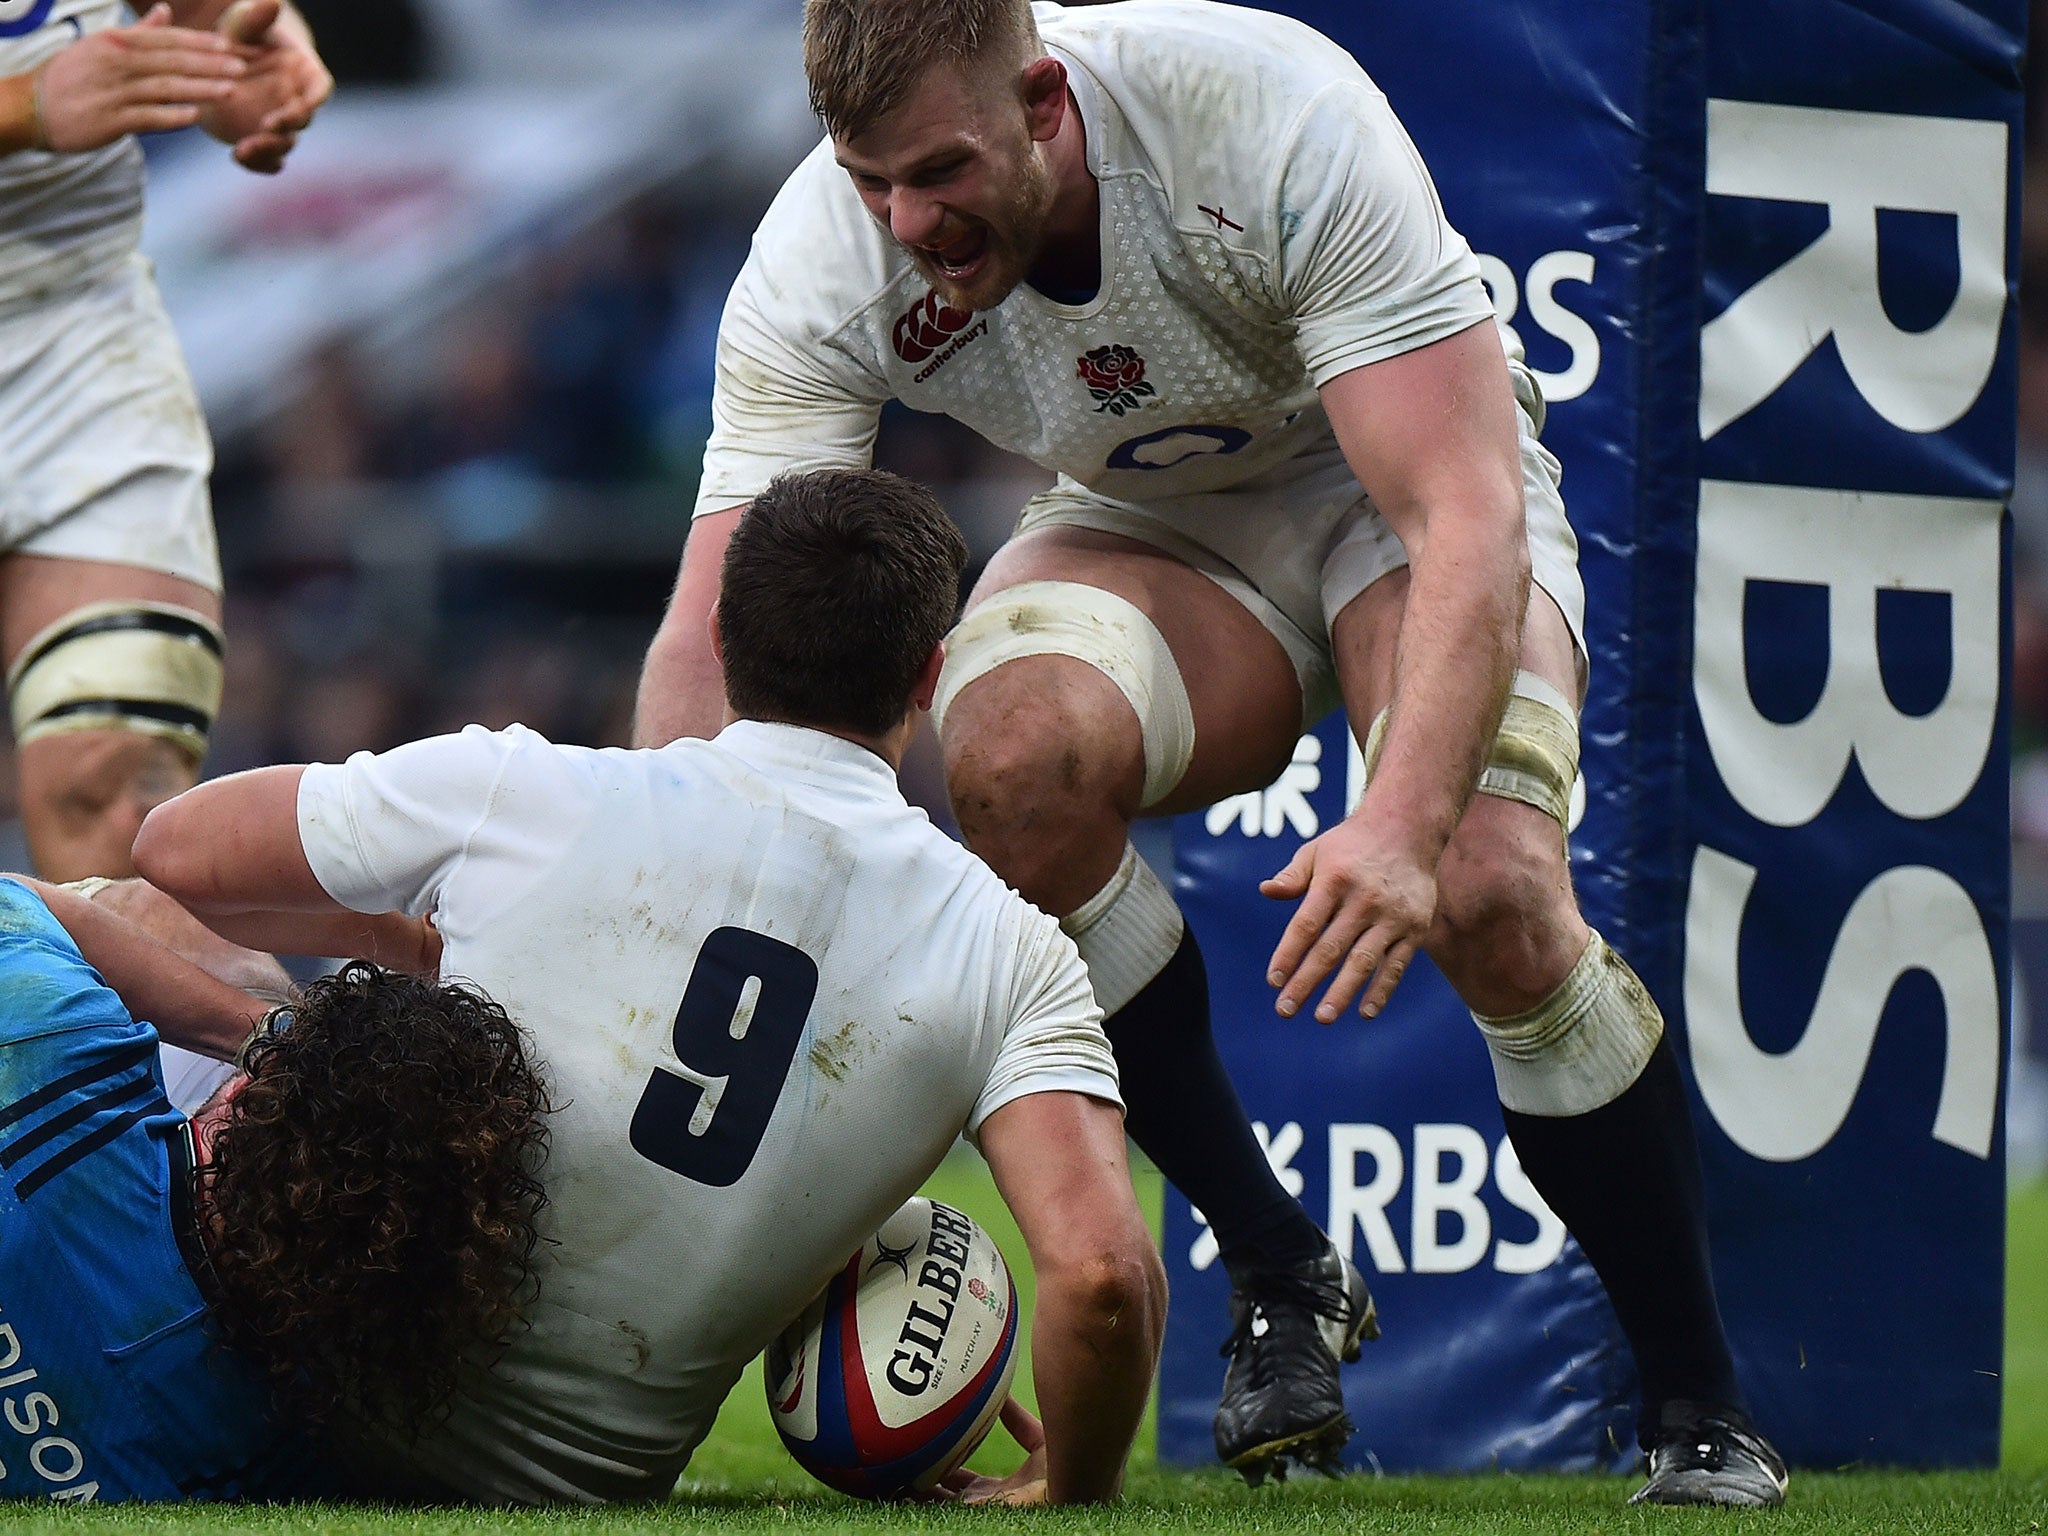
xmin=4 ymin=1163 xmax=2041 ymax=1533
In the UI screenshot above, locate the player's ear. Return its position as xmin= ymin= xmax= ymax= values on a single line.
xmin=1020 ymin=55 xmax=1066 ymax=143
xmin=909 ymin=642 xmax=945 ymax=714
xmin=707 ymin=605 xmax=725 ymax=667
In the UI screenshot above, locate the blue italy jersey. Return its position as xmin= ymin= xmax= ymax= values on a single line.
xmin=0 ymin=879 xmax=321 ymax=1503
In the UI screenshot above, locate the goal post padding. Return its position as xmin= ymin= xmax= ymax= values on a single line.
xmin=1163 ymin=0 xmax=2022 ymax=1470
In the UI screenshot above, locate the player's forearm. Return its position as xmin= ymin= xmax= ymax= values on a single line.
xmin=179 ymin=904 xmax=439 ymax=975
xmin=1358 ymin=505 xmax=1528 ymax=861
xmin=22 ymin=878 xmax=270 ymax=1058
xmin=632 ymin=617 xmax=730 ymax=746
xmin=0 ymin=70 xmax=43 ymax=156
xmin=1030 ymin=1248 xmax=1166 ymax=1503
xmin=633 ymin=507 xmax=746 ymax=746
xmin=84 ymin=878 xmax=296 ymax=1002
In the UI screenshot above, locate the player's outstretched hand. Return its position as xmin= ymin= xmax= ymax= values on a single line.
xmin=936 ymin=1398 xmax=1049 ymax=1507
xmin=200 ymin=0 xmax=331 ymax=174
xmin=27 ymin=4 xmax=245 ymax=153
xmin=1261 ymin=814 xmax=1436 ymax=1023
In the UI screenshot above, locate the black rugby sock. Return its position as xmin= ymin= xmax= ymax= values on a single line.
xmin=1500 ymin=1035 xmax=1744 ymax=1440
xmin=1104 ymin=928 xmax=1326 ymax=1273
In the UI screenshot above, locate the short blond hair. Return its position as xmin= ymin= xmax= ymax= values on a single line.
xmin=803 ymin=0 xmax=1043 ymax=141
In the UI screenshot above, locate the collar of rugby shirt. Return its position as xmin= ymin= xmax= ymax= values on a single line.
xmin=706 ymin=717 xmax=904 ymax=791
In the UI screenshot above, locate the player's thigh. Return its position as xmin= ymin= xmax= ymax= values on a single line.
xmin=0 ymin=556 xmax=222 ymax=660
xmin=952 ymin=524 xmax=1306 ymax=816
xmin=1329 ymin=568 xmax=1581 ymax=726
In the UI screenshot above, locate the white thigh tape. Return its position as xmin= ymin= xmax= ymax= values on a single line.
xmin=1472 ymin=930 xmax=1665 ymax=1116
xmin=934 ymin=580 xmax=1196 ymax=808
xmin=1363 ymin=669 xmax=1580 ymax=832
xmin=1059 ymin=842 xmax=1185 ymax=1016
xmin=8 ymin=600 xmax=225 ymax=761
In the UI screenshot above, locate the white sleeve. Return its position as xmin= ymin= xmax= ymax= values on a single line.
xmin=1276 ymin=82 xmax=1496 ymax=387
xmin=966 ymin=912 xmax=1122 ymax=1144
xmin=296 ymin=724 xmax=523 ymax=918
xmin=691 ymin=249 xmax=890 ymax=519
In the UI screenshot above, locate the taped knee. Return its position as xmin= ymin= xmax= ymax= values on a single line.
xmin=1472 ymin=930 xmax=1664 ymax=1116
xmin=934 ymin=580 xmax=1195 ymax=808
xmin=9 ymin=601 xmax=224 ymax=763
xmin=1363 ymin=669 xmax=1580 ymax=832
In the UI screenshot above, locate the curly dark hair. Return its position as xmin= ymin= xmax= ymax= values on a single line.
xmin=196 ymin=961 xmax=551 ymax=1437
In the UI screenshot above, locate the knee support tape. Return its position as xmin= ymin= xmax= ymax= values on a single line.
xmin=1472 ymin=930 xmax=1665 ymax=1116
xmin=9 ymin=600 xmax=225 ymax=762
xmin=934 ymin=581 xmax=1196 ymax=808
xmin=1059 ymin=842 xmax=1185 ymax=1016
xmin=1363 ymin=670 xmax=1580 ymax=832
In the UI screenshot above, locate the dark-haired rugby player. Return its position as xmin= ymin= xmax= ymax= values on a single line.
xmin=139 ymin=466 xmax=1167 ymax=1507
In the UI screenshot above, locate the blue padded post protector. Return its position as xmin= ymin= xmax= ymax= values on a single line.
xmin=1164 ymin=0 xmax=2023 ymax=1470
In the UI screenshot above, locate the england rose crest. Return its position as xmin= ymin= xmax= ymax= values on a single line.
xmin=1077 ymin=344 xmax=1157 ymax=416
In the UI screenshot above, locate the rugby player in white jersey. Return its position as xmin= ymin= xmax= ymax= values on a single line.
xmin=630 ymin=0 xmax=1785 ymax=1507
xmin=0 ymin=0 xmax=328 ymax=880
xmin=135 ymin=467 xmax=1167 ymax=1507
xmin=0 ymin=0 xmax=327 ymax=1113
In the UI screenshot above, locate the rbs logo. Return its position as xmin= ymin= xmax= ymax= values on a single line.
xmin=1685 ymin=102 xmax=2007 ymax=1163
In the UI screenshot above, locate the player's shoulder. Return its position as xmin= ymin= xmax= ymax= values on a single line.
xmin=906 ymin=822 xmax=1072 ymax=973
xmin=0 ymin=878 xmax=142 ymax=1052
xmin=1041 ymin=0 xmax=1374 ymax=150
xmin=742 ymin=138 xmax=923 ymax=345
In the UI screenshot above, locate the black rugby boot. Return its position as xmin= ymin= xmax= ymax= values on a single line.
xmin=1213 ymin=1239 xmax=1378 ymax=1483
xmin=1630 ymin=1400 xmax=1789 ymax=1507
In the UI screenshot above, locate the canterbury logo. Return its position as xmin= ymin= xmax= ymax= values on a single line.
xmin=892 ymin=292 xmax=975 ymax=362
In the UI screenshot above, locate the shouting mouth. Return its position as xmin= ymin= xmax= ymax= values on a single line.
xmin=924 ymin=227 xmax=989 ymax=283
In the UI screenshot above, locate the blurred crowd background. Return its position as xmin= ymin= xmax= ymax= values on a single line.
xmin=9 ymin=0 xmax=2046 ymax=1161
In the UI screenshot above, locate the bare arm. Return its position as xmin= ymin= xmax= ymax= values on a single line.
xmin=1264 ymin=320 xmax=1528 ymax=1021
xmin=632 ymin=505 xmax=745 ymax=746
xmin=0 ymin=5 xmax=243 ymax=157
xmin=133 ymin=767 xmax=439 ymax=973
xmin=16 ymin=877 xmax=272 ymax=1059
xmin=84 ymin=877 xmax=295 ymax=1002
xmin=977 ymin=1091 xmax=1165 ymax=1505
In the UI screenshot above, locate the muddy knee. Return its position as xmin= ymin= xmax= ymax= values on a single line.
xmin=937 ymin=582 xmax=1194 ymax=905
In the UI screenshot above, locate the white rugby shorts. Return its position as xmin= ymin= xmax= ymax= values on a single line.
xmin=0 ymin=255 xmax=220 ymax=591
xmin=1011 ymin=401 xmax=1585 ymax=727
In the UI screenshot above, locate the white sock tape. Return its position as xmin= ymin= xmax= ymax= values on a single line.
xmin=1059 ymin=843 xmax=1185 ymax=1016
xmin=1472 ymin=930 xmax=1664 ymax=1116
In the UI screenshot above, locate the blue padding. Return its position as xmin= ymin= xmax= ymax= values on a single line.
xmin=1164 ymin=0 xmax=2020 ymax=1475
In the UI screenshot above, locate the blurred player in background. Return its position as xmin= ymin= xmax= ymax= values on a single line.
xmin=0 ymin=0 xmax=330 ymax=885
xmin=138 ymin=467 xmax=1167 ymax=1507
xmin=0 ymin=875 xmax=548 ymax=1502
xmin=632 ymin=0 xmax=1785 ymax=1506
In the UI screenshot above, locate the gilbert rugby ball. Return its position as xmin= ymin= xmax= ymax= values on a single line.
xmin=766 ymin=1197 xmax=1020 ymax=1498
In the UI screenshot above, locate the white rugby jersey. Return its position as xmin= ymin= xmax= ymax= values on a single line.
xmin=0 ymin=0 xmax=144 ymax=308
xmin=296 ymin=719 xmax=1120 ymax=1505
xmin=696 ymin=0 xmax=1500 ymax=518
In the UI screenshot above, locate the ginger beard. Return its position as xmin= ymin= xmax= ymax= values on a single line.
xmin=899 ymin=140 xmax=1058 ymax=314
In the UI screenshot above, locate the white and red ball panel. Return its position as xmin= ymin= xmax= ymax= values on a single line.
xmin=766 ymin=1197 xmax=1020 ymax=1498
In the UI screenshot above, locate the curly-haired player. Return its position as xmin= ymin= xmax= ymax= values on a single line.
xmin=0 ymin=879 xmax=548 ymax=1501
xmin=198 ymin=960 xmax=551 ymax=1440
